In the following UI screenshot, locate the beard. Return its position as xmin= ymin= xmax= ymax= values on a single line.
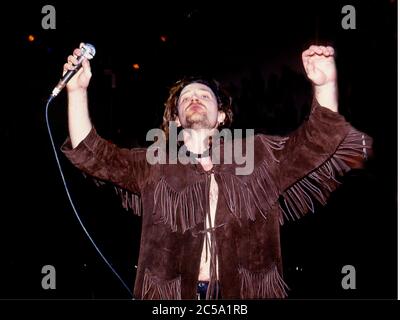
xmin=185 ymin=112 xmax=213 ymax=129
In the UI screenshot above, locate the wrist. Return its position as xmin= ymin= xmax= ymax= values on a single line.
xmin=67 ymin=88 xmax=87 ymax=97
xmin=313 ymin=82 xmax=338 ymax=112
xmin=314 ymin=81 xmax=337 ymax=92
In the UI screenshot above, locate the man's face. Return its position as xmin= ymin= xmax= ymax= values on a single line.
xmin=175 ymin=83 xmax=225 ymax=129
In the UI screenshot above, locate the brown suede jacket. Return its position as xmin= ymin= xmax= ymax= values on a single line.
xmin=61 ymin=101 xmax=372 ymax=299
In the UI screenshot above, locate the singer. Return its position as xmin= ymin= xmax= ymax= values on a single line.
xmin=60 ymin=44 xmax=372 ymax=299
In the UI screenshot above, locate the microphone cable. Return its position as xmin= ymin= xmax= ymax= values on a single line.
xmin=45 ymin=95 xmax=134 ymax=298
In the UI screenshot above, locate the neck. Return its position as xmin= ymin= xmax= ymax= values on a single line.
xmin=182 ymin=128 xmax=214 ymax=154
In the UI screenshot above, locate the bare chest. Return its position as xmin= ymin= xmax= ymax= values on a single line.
xmin=198 ymin=173 xmax=219 ymax=281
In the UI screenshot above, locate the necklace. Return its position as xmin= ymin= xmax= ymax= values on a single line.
xmin=180 ymin=145 xmax=211 ymax=158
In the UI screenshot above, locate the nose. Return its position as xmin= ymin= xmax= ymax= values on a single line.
xmin=190 ymin=94 xmax=199 ymax=102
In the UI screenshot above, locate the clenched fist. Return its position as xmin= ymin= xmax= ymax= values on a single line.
xmin=63 ymin=43 xmax=92 ymax=92
xmin=302 ymin=45 xmax=336 ymax=87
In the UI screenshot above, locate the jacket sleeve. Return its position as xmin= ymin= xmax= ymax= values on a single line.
xmin=61 ymin=127 xmax=151 ymax=196
xmin=270 ymin=99 xmax=373 ymax=222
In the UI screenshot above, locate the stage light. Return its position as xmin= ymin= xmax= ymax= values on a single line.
xmin=28 ymin=34 xmax=35 ymax=42
xmin=132 ymin=63 xmax=140 ymax=70
xmin=160 ymin=35 xmax=167 ymax=43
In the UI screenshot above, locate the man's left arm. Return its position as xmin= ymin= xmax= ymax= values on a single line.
xmin=273 ymin=45 xmax=373 ymax=222
xmin=302 ymin=45 xmax=338 ymax=112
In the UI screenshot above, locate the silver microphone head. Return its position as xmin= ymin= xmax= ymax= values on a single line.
xmin=81 ymin=43 xmax=96 ymax=60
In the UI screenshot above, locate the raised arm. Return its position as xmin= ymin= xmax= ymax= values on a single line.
xmin=255 ymin=45 xmax=372 ymax=223
xmin=61 ymin=45 xmax=152 ymax=202
xmin=63 ymin=43 xmax=93 ymax=148
xmin=302 ymin=45 xmax=338 ymax=112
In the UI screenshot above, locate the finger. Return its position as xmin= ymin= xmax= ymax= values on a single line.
xmin=67 ymin=55 xmax=80 ymax=66
xmin=82 ymin=59 xmax=92 ymax=75
xmin=305 ymin=62 xmax=316 ymax=79
xmin=302 ymin=48 xmax=314 ymax=58
xmin=309 ymin=45 xmax=321 ymax=54
xmin=315 ymin=46 xmax=324 ymax=54
xmin=322 ymin=47 xmax=330 ymax=56
xmin=309 ymin=45 xmax=322 ymax=55
xmin=304 ymin=62 xmax=311 ymax=75
xmin=302 ymin=53 xmax=310 ymax=68
xmin=302 ymin=49 xmax=315 ymax=67
xmin=63 ymin=62 xmax=77 ymax=76
xmin=327 ymin=46 xmax=335 ymax=56
xmin=63 ymin=62 xmax=77 ymax=72
xmin=73 ymin=48 xmax=82 ymax=58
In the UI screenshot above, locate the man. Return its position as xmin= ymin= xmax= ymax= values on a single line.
xmin=61 ymin=44 xmax=372 ymax=299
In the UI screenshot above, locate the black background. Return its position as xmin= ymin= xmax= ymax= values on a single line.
xmin=1 ymin=0 xmax=397 ymax=299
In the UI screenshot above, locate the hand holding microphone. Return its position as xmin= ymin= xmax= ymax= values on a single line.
xmin=51 ymin=42 xmax=96 ymax=97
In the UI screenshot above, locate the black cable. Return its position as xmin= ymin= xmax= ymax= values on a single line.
xmin=45 ymin=95 xmax=133 ymax=298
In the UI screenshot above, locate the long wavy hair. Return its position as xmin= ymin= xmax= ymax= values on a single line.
xmin=161 ymin=76 xmax=234 ymax=140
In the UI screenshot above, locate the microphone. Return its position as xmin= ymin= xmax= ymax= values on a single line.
xmin=51 ymin=43 xmax=96 ymax=98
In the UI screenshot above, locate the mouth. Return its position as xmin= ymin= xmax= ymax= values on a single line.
xmin=186 ymin=103 xmax=205 ymax=112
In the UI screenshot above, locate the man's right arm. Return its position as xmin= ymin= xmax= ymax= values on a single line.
xmin=64 ymin=44 xmax=93 ymax=148
xmin=62 ymin=45 xmax=152 ymax=195
xmin=68 ymin=89 xmax=92 ymax=148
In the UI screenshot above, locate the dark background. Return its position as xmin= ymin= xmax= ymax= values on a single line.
xmin=1 ymin=0 xmax=396 ymax=299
